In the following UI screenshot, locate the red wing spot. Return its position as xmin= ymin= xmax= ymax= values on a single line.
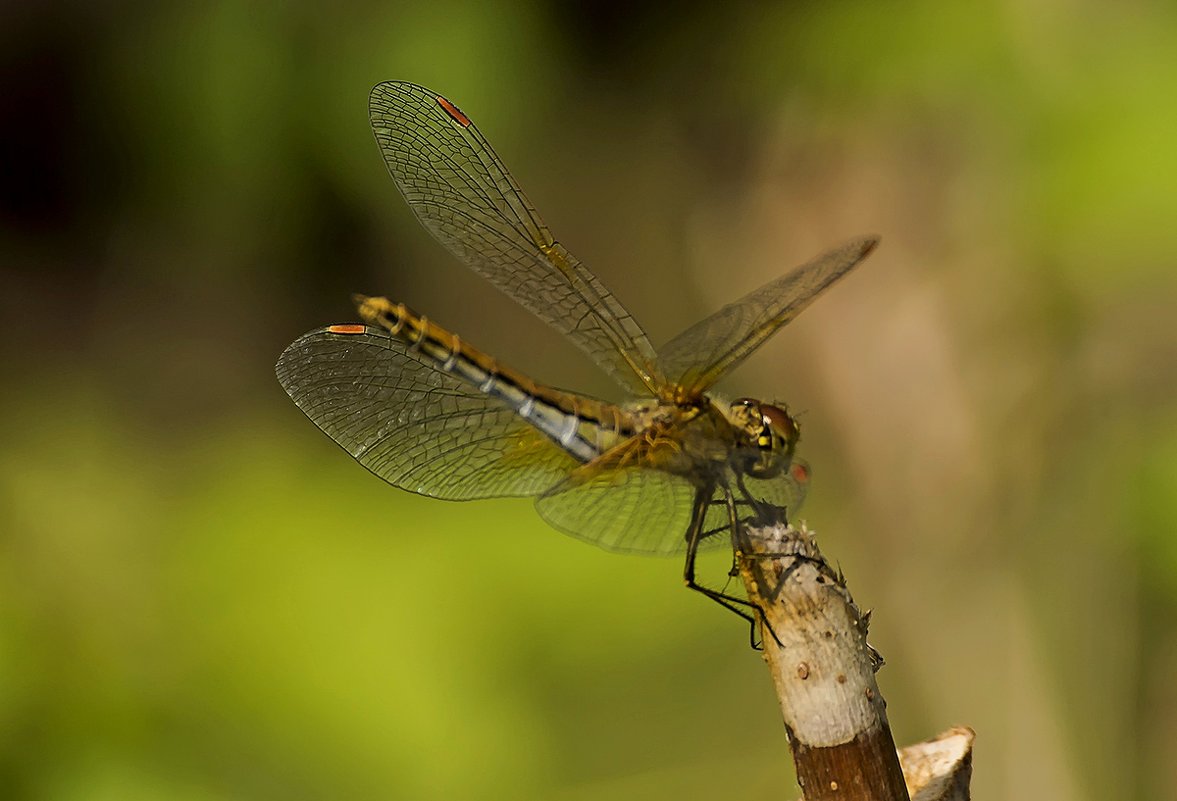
xmin=790 ymin=462 xmax=810 ymax=484
xmin=327 ymin=324 xmax=367 ymax=335
xmin=436 ymin=96 xmax=472 ymax=128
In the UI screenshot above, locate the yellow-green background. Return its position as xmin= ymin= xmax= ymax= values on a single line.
xmin=3 ymin=2 xmax=1175 ymax=799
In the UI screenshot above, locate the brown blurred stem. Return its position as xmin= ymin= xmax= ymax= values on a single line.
xmin=735 ymin=511 xmax=910 ymax=801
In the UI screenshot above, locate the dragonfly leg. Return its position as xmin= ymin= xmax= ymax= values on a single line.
xmin=734 ymin=472 xmax=780 ymax=521
xmin=722 ymin=483 xmax=791 ymax=649
xmin=682 ymin=487 xmax=773 ymax=649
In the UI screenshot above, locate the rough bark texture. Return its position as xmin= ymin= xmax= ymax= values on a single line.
xmin=735 ymin=514 xmax=913 ymax=801
xmin=898 ymin=727 xmax=974 ymax=801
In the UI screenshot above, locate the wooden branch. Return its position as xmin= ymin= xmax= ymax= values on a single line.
xmin=898 ymin=726 xmax=974 ymax=801
xmin=736 ymin=513 xmax=971 ymax=801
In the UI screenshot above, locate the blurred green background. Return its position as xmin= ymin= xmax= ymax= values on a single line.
xmin=3 ymin=1 xmax=1176 ymax=799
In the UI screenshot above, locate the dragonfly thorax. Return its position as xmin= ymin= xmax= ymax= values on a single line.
xmin=726 ymin=398 xmax=801 ymax=479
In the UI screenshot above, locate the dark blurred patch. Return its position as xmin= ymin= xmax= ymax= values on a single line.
xmin=551 ymin=1 xmax=694 ymax=72
xmin=549 ymin=1 xmax=799 ymax=191
xmin=286 ymin=149 xmax=382 ymax=314
xmin=0 ymin=7 xmax=88 ymax=240
xmin=0 ymin=4 xmax=116 ymax=364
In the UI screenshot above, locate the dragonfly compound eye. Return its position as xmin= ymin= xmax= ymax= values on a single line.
xmin=760 ymin=404 xmax=800 ymax=452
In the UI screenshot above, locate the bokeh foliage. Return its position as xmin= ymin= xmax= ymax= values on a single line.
xmin=2 ymin=2 xmax=1176 ymax=799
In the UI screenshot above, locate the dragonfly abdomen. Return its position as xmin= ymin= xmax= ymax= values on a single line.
xmin=353 ymin=295 xmax=613 ymax=463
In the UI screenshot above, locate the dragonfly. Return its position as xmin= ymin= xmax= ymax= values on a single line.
xmin=276 ymin=81 xmax=877 ymax=627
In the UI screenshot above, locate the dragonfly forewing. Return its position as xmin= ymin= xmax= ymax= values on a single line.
xmin=369 ymin=81 xmax=663 ymax=397
xmin=656 ymin=236 xmax=878 ymax=397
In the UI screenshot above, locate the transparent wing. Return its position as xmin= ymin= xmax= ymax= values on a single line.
xmin=656 ymin=236 xmax=878 ymax=396
xmin=369 ymin=81 xmax=662 ymax=397
xmin=536 ymin=465 xmax=709 ymax=556
xmin=742 ymin=459 xmax=811 ymax=520
xmin=534 ymin=419 xmax=812 ymax=556
xmin=276 ymin=326 xmax=579 ymax=500
xmin=536 ymin=465 xmax=803 ymax=557
xmin=697 ymin=461 xmax=811 ymax=548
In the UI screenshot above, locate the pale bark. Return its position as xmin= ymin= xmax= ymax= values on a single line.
xmin=735 ymin=515 xmax=973 ymax=800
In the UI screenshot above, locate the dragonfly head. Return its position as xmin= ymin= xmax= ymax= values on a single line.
xmin=728 ymin=399 xmax=801 ymax=479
